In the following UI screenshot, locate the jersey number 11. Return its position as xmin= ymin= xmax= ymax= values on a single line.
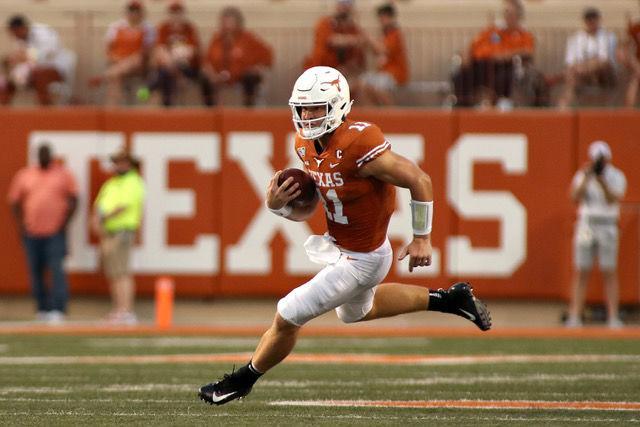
xmin=320 ymin=189 xmax=349 ymax=224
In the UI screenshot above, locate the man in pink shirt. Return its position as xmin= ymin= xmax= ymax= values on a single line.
xmin=8 ymin=144 xmax=78 ymax=323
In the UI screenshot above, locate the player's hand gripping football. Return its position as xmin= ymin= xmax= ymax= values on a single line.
xmin=397 ymin=236 xmax=433 ymax=273
xmin=266 ymin=170 xmax=301 ymax=210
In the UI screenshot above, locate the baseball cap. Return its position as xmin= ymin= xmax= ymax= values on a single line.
xmin=110 ymin=149 xmax=137 ymax=163
xmin=589 ymin=140 xmax=611 ymax=161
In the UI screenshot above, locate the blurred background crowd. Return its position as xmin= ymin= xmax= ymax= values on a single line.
xmin=0 ymin=0 xmax=639 ymax=109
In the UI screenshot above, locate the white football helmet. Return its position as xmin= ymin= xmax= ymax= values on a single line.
xmin=289 ymin=66 xmax=353 ymax=140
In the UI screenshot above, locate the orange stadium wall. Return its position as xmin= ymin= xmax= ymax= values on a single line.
xmin=0 ymin=108 xmax=638 ymax=304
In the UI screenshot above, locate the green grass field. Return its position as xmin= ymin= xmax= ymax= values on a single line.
xmin=0 ymin=334 xmax=639 ymax=426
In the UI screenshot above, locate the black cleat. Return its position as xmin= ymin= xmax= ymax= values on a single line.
xmin=198 ymin=372 xmax=253 ymax=405
xmin=448 ymin=282 xmax=492 ymax=331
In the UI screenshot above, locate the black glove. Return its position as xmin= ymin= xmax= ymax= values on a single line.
xmin=592 ymin=156 xmax=605 ymax=176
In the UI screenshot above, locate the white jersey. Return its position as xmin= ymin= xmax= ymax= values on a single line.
xmin=571 ymin=165 xmax=626 ymax=221
xmin=23 ymin=23 xmax=64 ymax=70
xmin=565 ymin=28 xmax=616 ymax=66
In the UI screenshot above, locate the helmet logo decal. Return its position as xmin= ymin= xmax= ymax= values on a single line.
xmin=320 ymin=78 xmax=341 ymax=92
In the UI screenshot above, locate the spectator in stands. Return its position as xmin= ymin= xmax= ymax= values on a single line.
xmin=0 ymin=15 xmax=70 ymax=105
xmin=8 ymin=144 xmax=78 ymax=324
xmin=358 ymin=3 xmax=408 ymax=106
xmin=202 ymin=7 xmax=272 ymax=107
xmin=495 ymin=0 xmax=549 ymax=108
xmin=451 ymin=12 xmax=495 ymax=108
xmin=92 ymin=150 xmax=145 ymax=325
xmin=557 ymin=7 xmax=617 ymax=109
xmin=150 ymin=1 xmax=210 ymax=106
xmin=90 ymin=0 xmax=155 ymax=105
xmin=566 ymin=141 xmax=626 ymax=329
xmin=452 ymin=0 xmax=541 ymax=109
xmin=304 ymin=0 xmax=366 ymax=80
xmin=617 ymin=11 xmax=640 ymax=108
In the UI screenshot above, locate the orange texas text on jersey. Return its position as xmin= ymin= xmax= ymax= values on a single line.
xmin=294 ymin=119 xmax=396 ymax=253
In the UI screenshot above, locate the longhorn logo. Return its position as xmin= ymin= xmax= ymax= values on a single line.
xmin=320 ymin=78 xmax=341 ymax=91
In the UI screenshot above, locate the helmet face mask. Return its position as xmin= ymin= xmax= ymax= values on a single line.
xmin=291 ymin=102 xmax=332 ymax=140
xmin=289 ymin=66 xmax=352 ymax=140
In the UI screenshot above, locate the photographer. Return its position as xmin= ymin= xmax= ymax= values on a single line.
xmin=566 ymin=141 xmax=626 ymax=328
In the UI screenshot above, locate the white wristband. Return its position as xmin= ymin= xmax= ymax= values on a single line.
xmin=410 ymin=200 xmax=433 ymax=236
xmin=266 ymin=201 xmax=292 ymax=217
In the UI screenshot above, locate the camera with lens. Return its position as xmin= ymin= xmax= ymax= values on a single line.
xmin=592 ymin=156 xmax=606 ymax=176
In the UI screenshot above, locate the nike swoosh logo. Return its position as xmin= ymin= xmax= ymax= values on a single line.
xmin=329 ymin=162 xmax=340 ymax=168
xmin=346 ymin=256 xmax=359 ymax=261
xmin=459 ymin=308 xmax=476 ymax=321
xmin=212 ymin=391 xmax=237 ymax=402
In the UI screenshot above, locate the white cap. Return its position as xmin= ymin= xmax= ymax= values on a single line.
xmin=589 ymin=140 xmax=611 ymax=161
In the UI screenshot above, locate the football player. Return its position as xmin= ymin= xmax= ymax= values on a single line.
xmin=199 ymin=66 xmax=492 ymax=405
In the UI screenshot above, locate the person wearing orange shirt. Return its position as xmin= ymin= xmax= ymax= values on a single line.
xmin=453 ymin=0 xmax=541 ymax=108
xmin=470 ymin=23 xmax=503 ymax=63
xmin=494 ymin=0 xmax=535 ymax=108
xmin=202 ymin=7 xmax=272 ymax=107
xmin=197 ymin=66 xmax=491 ymax=406
xmin=151 ymin=1 xmax=209 ymax=106
xmin=451 ymin=17 xmax=494 ymax=107
xmin=618 ymin=11 xmax=640 ymax=108
xmin=453 ymin=14 xmax=503 ymax=107
xmin=359 ymin=3 xmax=409 ymax=105
xmin=7 ymin=144 xmax=78 ymax=324
xmin=479 ymin=0 xmax=534 ymax=108
xmin=90 ymin=1 xmax=155 ymax=105
xmin=304 ymin=0 xmax=366 ymax=80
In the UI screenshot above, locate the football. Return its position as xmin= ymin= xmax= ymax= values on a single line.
xmin=277 ymin=168 xmax=318 ymax=209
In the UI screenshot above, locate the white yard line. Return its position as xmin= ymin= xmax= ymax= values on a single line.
xmin=0 ymin=410 xmax=636 ymax=423
xmin=0 ymin=387 xmax=70 ymax=395
xmin=270 ymin=399 xmax=640 ymax=411
xmin=85 ymin=337 xmax=259 ymax=348
xmin=0 ymin=353 xmax=252 ymax=365
xmin=0 ymin=353 xmax=638 ymax=365
xmin=372 ymin=373 xmax=625 ymax=385
xmin=0 ymin=384 xmax=193 ymax=395
xmin=84 ymin=337 xmax=417 ymax=349
xmin=260 ymin=373 xmax=630 ymax=387
xmin=0 ymin=397 xmax=194 ymax=403
xmin=101 ymin=384 xmax=193 ymax=392
xmin=0 ymin=373 xmax=633 ymax=396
